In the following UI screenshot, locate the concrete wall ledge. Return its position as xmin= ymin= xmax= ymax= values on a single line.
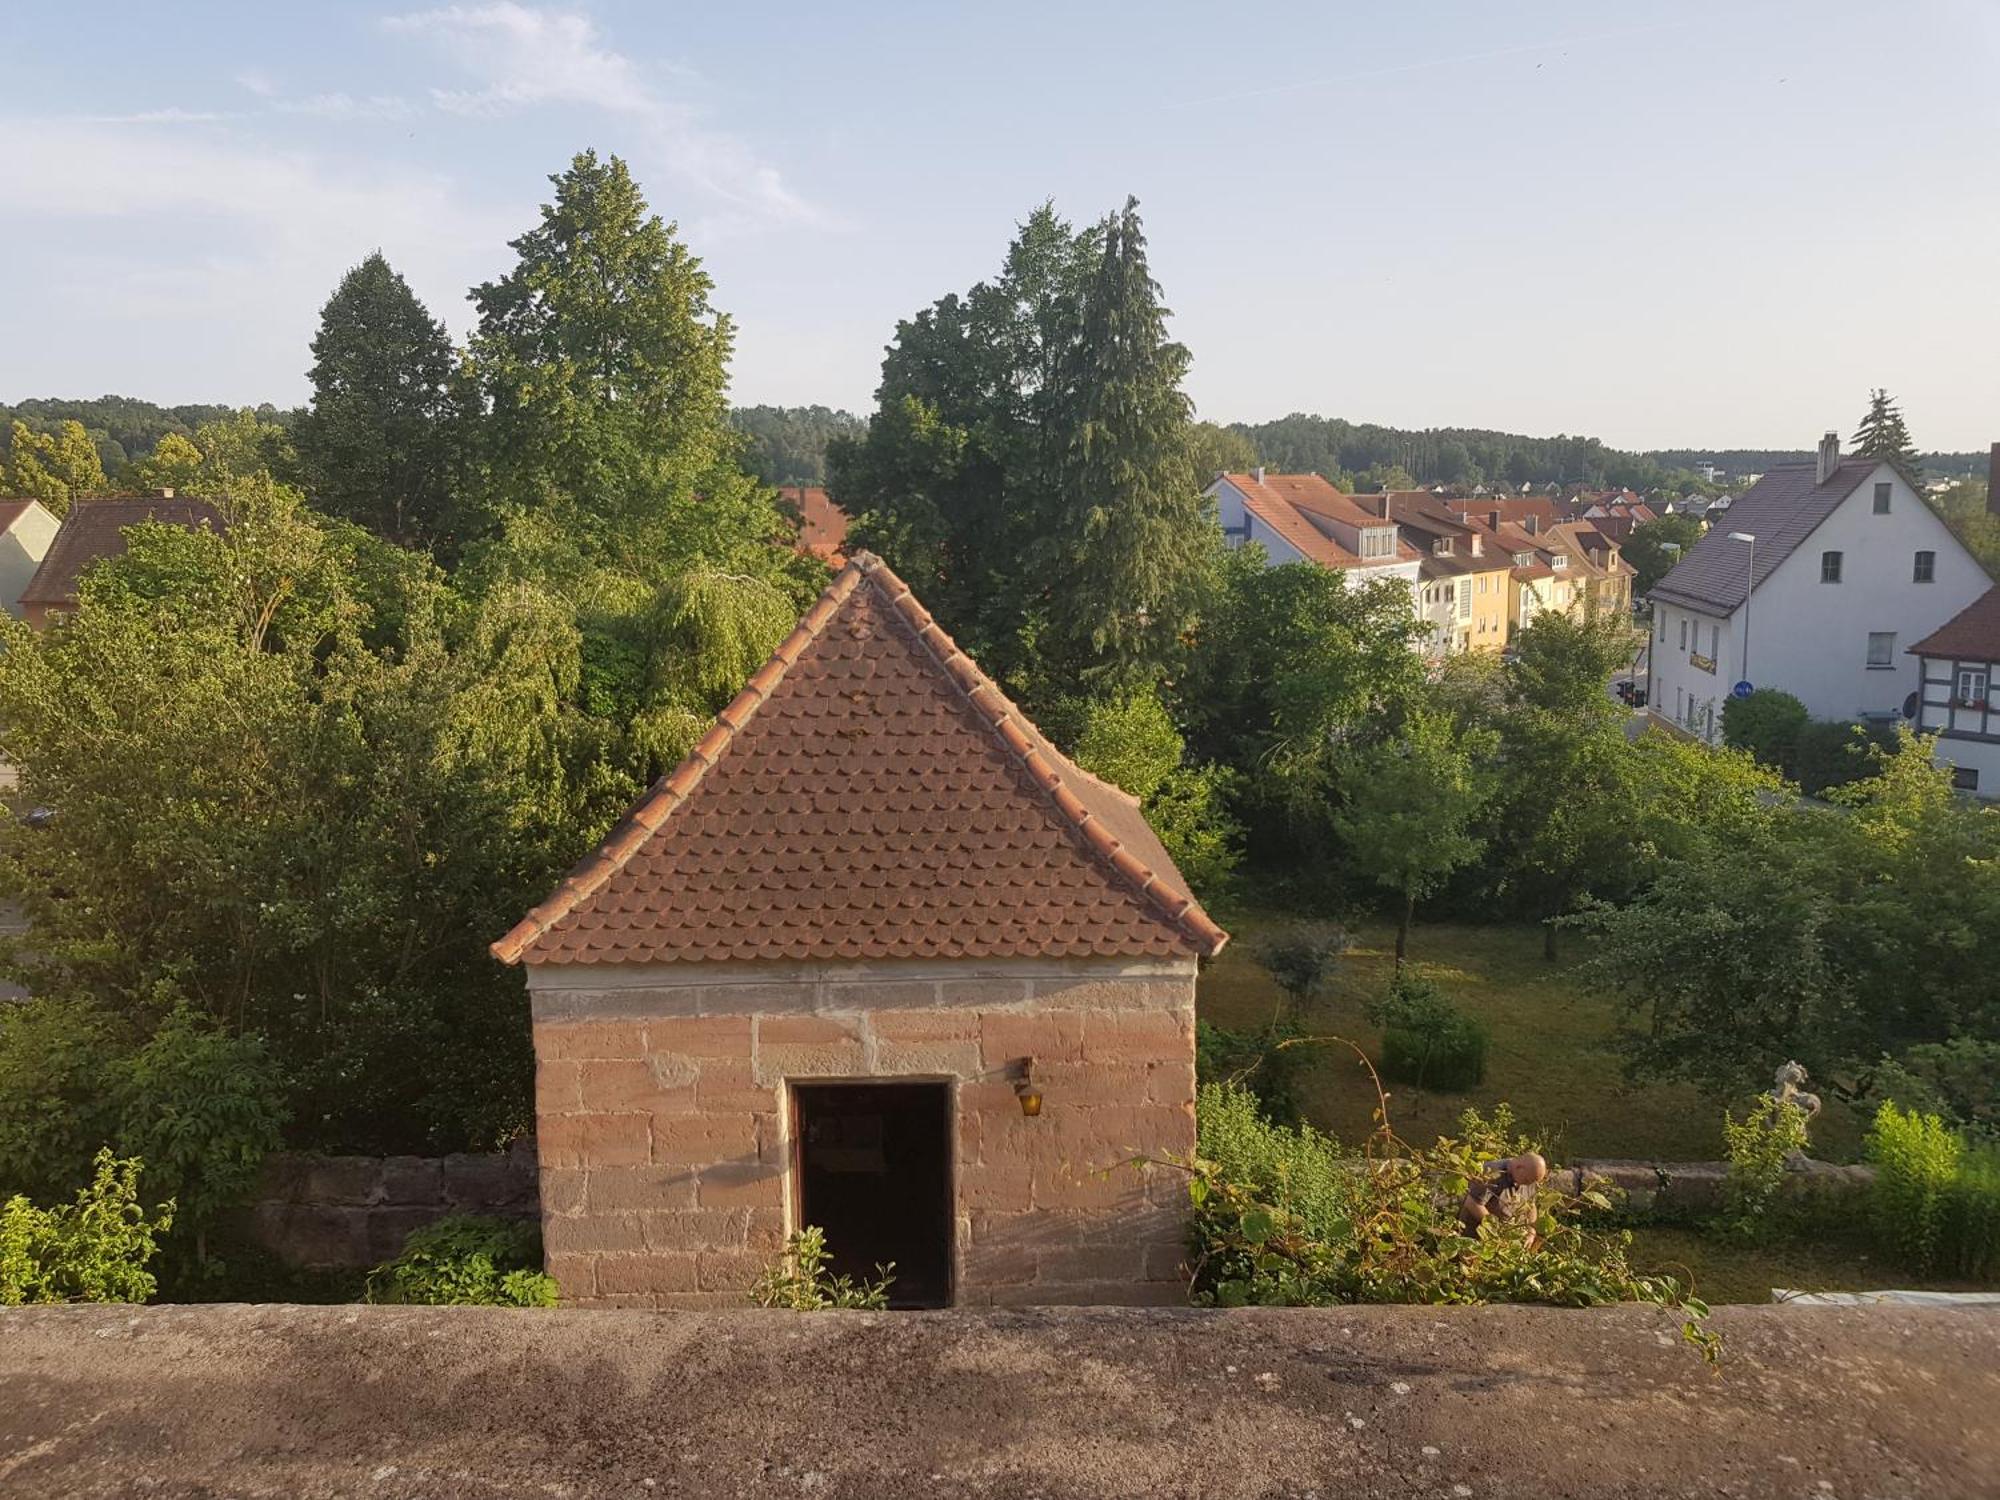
xmin=3 ymin=1302 xmax=1995 ymax=1498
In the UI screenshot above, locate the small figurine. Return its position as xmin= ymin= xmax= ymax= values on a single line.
xmin=1770 ymin=1060 xmax=1822 ymax=1167
xmin=1460 ymin=1153 xmax=1548 ymax=1248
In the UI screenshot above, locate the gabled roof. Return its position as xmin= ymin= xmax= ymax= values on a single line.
xmin=16 ymin=495 xmax=226 ymax=609
xmin=1218 ymin=473 xmax=1422 ymax=570
xmin=781 ymin=485 xmax=849 ymax=566
xmin=493 ymin=552 xmax=1227 ymax=967
xmin=1648 ymin=459 xmax=1882 ymax=614
xmin=1909 ymin=585 xmax=2000 ymax=661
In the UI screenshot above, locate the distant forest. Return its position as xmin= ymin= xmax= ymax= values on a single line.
xmin=3 ymin=394 xmax=1984 ymax=495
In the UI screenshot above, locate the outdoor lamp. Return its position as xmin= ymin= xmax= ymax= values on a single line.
xmin=1013 ymin=1057 xmax=1042 ymax=1117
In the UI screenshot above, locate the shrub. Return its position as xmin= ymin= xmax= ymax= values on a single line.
xmin=752 ymin=1226 xmax=893 ymax=1310
xmin=1250 ymin=922 xmax=1349 ymax=1018
xmin=365 ymin=1215 xmax=557 ymax=1307
xmin=1872 ymin=1039 xmax=2000 ymax=1144
xmin=1367 ymin=971 xmax=1487 ymax=1091
xmin=112 ymin=1008 xmax=289 ymax=1264
xmin=1943 ymin=1143 xmax=2000 ymax=1281
xmin=1195 ymin=1020 xmax=1310 ymax=1125
xmin=0 ymin=999 xmax=120 ymax=1202
xmin=0 ymin=1150 xmax=174 ymax=1305
xmin=1721 ymin=688 xmax=1808 ymax=775
xmin=1182 ymin=1086 xmax=1715 ymax=1359
xmin=1720 ymin=1095 xmax=1810 ymax=1239
xmin=1793 ymin=718 xmax=1896 ymax=797
xmin=1865 ymin=1103 xmax=1960 ymax=1273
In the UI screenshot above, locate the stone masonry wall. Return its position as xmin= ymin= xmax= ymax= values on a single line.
xmin=527 ymin=956 xmax=1199 ymax=1310
xmin=245 ymin=1140 xmax=539 ymax=1268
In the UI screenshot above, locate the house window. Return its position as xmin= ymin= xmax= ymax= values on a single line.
xmin=1914 ymin=551 xmax=1935 ymax=583
xmin=1821 ymin=551 xmax=1843 ymax=583
xmin=1866 ymin=631 xmax=1896 ymax=668
xmin=1458 ymin=580 xmax=1472 ymax=620
xmin=1956 ymin=666 xmax=1989 ymax=707
xmin=1873 ymin=482 xmax=1892 ymax=514
xmin=1708 ymin=623 xmax=1720 ymax=659
xmin=1657 ymin=611 xmax=1666 ymax=642
xmin=1952 ymin=766 xmax=1980 ymax=792
xmin=1550 ymin=553 xmax=1567 ymax=570
xmin=1678 ymin=619 xmax=1688 ymax=650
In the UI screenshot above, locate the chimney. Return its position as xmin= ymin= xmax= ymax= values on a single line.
xmin=1253 ymin=466 xmax=1265 ymax=485
xmin=1988 ymin=443 xmax=1999 ymax=520
xmin=1524 ymin=515 xmax=1539 ymax=535
xmin=1816 ymin=430 xmax=1840 ymax=485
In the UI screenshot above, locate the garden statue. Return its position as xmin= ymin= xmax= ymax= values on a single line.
xmin=1460 ymin=1152 xmax=1548 ymax=1249
xmin=1769 ymin=1060 xmax=1822 ymax=1167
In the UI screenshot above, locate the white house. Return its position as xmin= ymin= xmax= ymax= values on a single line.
xmin=1646 ymin=433 xmax=1992 ymax=745
xmin=0 ymin=498 xmax=60 ymax=618
xmin=1207 ymin=471 xmax=1422 ymax=605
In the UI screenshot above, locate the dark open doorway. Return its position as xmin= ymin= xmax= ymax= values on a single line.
xmin=793 ymin=1081 xmax=953 ymax=1308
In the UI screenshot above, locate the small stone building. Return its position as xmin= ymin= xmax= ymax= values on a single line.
xmin=493 ymin=552 xmax=1227 ymax=1308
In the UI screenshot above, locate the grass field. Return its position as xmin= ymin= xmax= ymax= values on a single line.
xmin=1621 ymin=1226 xmax=1995 ymax=1305
xmin=1196 ymin=908 xmax=1867 ymax=1164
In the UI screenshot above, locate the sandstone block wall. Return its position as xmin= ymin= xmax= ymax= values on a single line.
xmin=527 ymin=957 xmax=1199 ymax=1310
xmin=245 ymin=1140 xmax=540 ymax=1268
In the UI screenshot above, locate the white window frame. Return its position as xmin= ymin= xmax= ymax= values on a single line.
xmin=1866 ymin=631 xmax=1896 ymax=668
xmin=1821 ymin=551 xmax=1843 ymax=584
xmin=1955 ymin=666 xmax=1989 ymax=706
xmin=1873 ymin=482 xmax=1892 ymax=514
xmin=1914 ymin=551 xmax=1936 ymax=583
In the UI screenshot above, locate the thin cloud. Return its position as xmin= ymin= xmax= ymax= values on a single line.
xmin=275 ymin=92 xmax=416 ymax=123
xmin=77 ymin=107 xmax=240 ymax=126
xmin=383 ymin=2 xmax=815 ymax=224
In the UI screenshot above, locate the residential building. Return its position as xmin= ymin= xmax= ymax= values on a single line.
xmin=779 ymin=484 xmax=850 ymax=567
xmin=1547 ymin=522 xmax=1636 ymax=617
xmin=1445 ymin=494 xmax=1569 ymax=534
xmin=1908 ymin=584 xmax=2000 ymax=796
xmin=16 ymin=492 xmax=225 ymax=628
xmin=1384 ymin=496 xmax=1512 ymax=654
xmin=1646 ymin=433 xmax=1991 ymax=744
xmin=493 ymin=550 xmax=1224 ymax=1309
xmin=1208 ymin=471 xmax=1422 ymax=603
xmin=0 ymin=499 xmax=60 ymax=619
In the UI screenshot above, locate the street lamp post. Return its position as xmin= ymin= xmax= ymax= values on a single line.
xmin=1728 ymin=532 xmax=1756 ymax=686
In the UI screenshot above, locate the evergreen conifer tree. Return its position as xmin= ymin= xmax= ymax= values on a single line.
xmin=1851 ymin=388 xmax=1920 ymax=474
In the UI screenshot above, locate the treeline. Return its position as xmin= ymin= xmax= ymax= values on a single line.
xmin=1648 ymin=447 xmax=1989 ymax=480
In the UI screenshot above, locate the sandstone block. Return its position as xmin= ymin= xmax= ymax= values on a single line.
xmin=543 ymin=1252 xmax=596 ymax=1298
xmin=1083 ymin=1010 xmax=1192 ymax=1060
xmin=643 ymin=1015 xmax=752 ymax=1059
xmin=696 ymin=1249 xmax=767 ymax=1292
xmin=935 ymin=977 xmax=1032 ymax=1009
xmin=534 ymin=1020 xmax=646 ymax=1061
xmin=869 ymin=1010 xmax=979 ymax=1043
xmin=535 ymin=1059 xmax=581 ymax=1114
xmin=820 ymin=980 xmax=942 ymax=1011
xmin=640 ymin=1208 xmax=750 ymax=1253
xmin=697 ymin=1162 xmax=785 ymax=1209
xmin=745 ymin=1206 xmax=788 ymax=1254
xmin=595 ymin=1253 xmax=699 ymax=1295
xmin=538 ymin=1169 xmax=587 ymax=1218
xmin=586 ymin=1166 xmax=698 ymax=1214
xmin=691 ymin=981 xmax=817 ymax=1017
xmin=578 ymin=1059 xmax=698 ymax=1115
xmin=979 ymin=1011 xmax=1085 ymax=1069
xmin=652 ymin=1112 xmax=758 ymax=1166
xmin=544 ymin=1213 xmax=646 ymax=1256
xmin=759 ymin=1014 xmax=861 ymax=1046
xmin=755 ymin=1042 xmax=866 ymax=1082
xmin=693 ymin=1058 xmax=778 ymax=1113
xmin=443 ymin=1152 xmax=537 ymax=1211
xmin=958 ymin=1161 xmax=1035 ymax=1213
xmin=874 ymin=1041 xmax=982 ymax=1077
xmin=300 ymin=1158 xmax=380 ymax=1207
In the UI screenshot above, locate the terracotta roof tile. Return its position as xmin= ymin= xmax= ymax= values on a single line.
xmin=781 ymin=486 xmax=850 ymax=566
xmin=1909 ymin=584 xmax=2000 ymax=660
xmin=493 ymin=552 xmax=1227 ymax=967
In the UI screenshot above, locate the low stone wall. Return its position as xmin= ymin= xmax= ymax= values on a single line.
xmin=1566 ymin=1156 xmax=1874 ymax=1217
xmin=243 ymin=1139 xmax=539 ymax=1269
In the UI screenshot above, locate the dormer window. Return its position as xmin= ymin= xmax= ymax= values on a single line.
xmin=1432 ymin=537 xmax=1451 ymax=556
xmin=1360 ymin=528 xmax=1395 ymax=560
xmin=1550 ymin=553 xmax=1567 ymax=570
xmin=1513 ymin=552 xmax=1532 ymax=568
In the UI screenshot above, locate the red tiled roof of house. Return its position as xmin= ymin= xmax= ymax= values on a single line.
xmin=782 ymin=485 xmax=849 ymax=566
xmin=492 ymin=551 xmax=1227 ymax=967
xmin=1220 ymin=473 xmax=1365 ymax=568
xmin=16 ymin=494 xmax=226 ymax=609
xmin=1909 ymin=584 xmax=2000 ymax=661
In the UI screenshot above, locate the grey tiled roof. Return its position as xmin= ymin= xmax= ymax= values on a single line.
xmin=1646 ymin=458 xmax=1880 ymax=614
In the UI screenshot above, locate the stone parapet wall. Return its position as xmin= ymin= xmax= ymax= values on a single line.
xmin=245 ymin=1139 xmax=539 ymax=1269
xmin=527 ymin=956 xmax=1199 ymax=1309
xmin=1567 ymin=1157 xmax=1874 ymax=1217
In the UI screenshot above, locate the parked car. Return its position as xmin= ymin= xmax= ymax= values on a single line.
xmin=1615 ymin=681 xmax=1647 ymax=708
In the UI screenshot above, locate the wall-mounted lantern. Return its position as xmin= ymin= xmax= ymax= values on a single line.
xmin=1012 ymin=1057 xmax=1042 ymax=1118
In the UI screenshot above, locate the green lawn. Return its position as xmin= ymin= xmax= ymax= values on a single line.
xmin=1197 ymin=909 xmax=1866 ymax=1164
xmin=1622 ymin=1226 xmax=1994 ymax=1305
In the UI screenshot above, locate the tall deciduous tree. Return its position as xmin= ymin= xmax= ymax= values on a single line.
xmin=1623 ymin=513 xmax=1705 ymax=595
xmin=1038 ymin=198 xmax=1215 ymax=693
xmin=469 ymin=151 xmax=782 ymax=577
xmin=295 ymin=253 xmax=462 ymax=552
xmin=1852 ymin=388 xmax=1920 ymax=474
xmin=1332 ymin=707 xmax=1496 ymax=961
xmin=5 ymin=420 xmax=105 ymax=516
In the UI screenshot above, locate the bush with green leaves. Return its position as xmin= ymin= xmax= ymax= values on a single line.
xmin=0 ymin=1150 xmax=174 ymax=1305
xmin=1181 ymin=1086 xmax=1715 ymax=1359
xmin=112 ymin=1008 xmax=288 ymax=1265
xmin=1719 ymin=1095 xmax=1811 ymax=1240
xmin=1721 ymin=688 xmax=1809 ymax=776
xmin=1864 ymin=1104 xmax=2000 ymax=1279
xmin=1196 ymin=1020 xmax=1311 ymax=1125
xmin=1872 ymin=1039 xmax=2000 ymax=1143
xmin=365 ymin=1214 xmax=557 ymax=1306
xmin=752 ymin=1225 xmax=893 ymax=1310
xmin=1865 ymin=1104 xmax=1960 ymax=1273
xmin=0 ymin=998 xmax=118 ymax=1202
xmin=1792 ymin=718 xmax=1896 ymax=797
xmin=1366 ymin=971 xmax=1486 ymax=1091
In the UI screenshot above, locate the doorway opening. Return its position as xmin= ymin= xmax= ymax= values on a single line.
xmin=792 ymin=1080 xmax=953 ymax=1308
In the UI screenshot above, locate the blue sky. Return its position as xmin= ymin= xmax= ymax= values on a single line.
xmin=4 ymin=1 xmax=1997 ymax=449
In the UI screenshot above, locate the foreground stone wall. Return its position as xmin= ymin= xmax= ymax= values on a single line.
xmin=527 ymin=955 xmax=1198 ymax=1309
xmin=245 ymin=1140 xmax=538 ymax=1268
xmin=7 ymin=1303 xmax=1997 ymax=1499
